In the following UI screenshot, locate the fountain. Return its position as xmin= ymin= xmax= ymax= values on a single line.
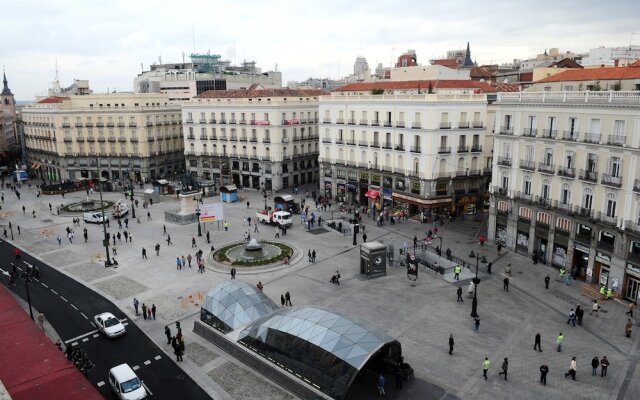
xmin=219 ymin=239 xmax=290 ymax=264
xmin=245 ymin=239 xmax=263 ymax=253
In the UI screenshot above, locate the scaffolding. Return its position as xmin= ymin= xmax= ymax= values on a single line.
xmin=190 ymin=52 xmax=222 ymax=73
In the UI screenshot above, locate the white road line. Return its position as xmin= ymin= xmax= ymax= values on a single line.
xmin=50 ymin=289 xmax=58 ymax=295
xmin=70 ymin=304 xmax=78 ymax=310
xmin=60 ymin=296 xmax=68 ymax=302
xmin=122 ymin=322 xmax=129 ymax=327
xmin=90 ymin=322 xmax=96 ymax=328
xmin=142 ymin=382 xmax=153 ymax=396
xmin=92 ymin=334 xmax=99 ymax=338
xmin=143 ymin=360 xmax=151 ymax=366
xmin=132 ymin=365 xmax=140 ymax=371
xmin=41 ymin=283 xmax=48 ymax=288
xmin=119 ymin=318 xmax=128 ymax=322
xmin=71 ymin=342 xmax=78 ymax=346
xmin=64 ymin=329 xmax=99 ymax=344
xmin=97 ymin=381 xmax=105 ymax=387
xmin=154 ymin=355 xmax=161 ymax=360
xmin=82 ymin=338 xmax=89 ymax=342
xmin=80 ymin=312 xmax=88 ymax=320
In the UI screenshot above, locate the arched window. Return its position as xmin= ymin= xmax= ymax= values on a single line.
xmin=397 ymin=155 xmax=404 ymax=170
xmin=457 ymin=157 xmax=465 ymax=172
xmin=361 ymin=151 xmax=367 ymax=162
xmin=439 ymin=159 xmax=446 ymax=174
xmin=605 ymin=193 xmax=617 ymax=217
xmin=349 ymin=149 xmax=355 ymax=162
xmin=471 ymin=156 xmax=478 ymax=171
xmin=385 ymin=153 xmax=391 ymax=168
xmin=541 ymin=179 xmax=550 ymax=199
xmin=582 ymin=187 xmax=593 ymax=210
xmin=560 ymin=183 xmax=571 ymax=204
xmin=523 ymin=175 xmax=531 ymax=195
xmin=338 ymin=148 xmax=344 ymax=161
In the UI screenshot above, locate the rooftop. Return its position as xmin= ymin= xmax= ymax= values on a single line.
xmin=536 ymin=64 xmax=640 ymax=83
xmin=196 ymin=84 xmax=327 ymax=99
xmin=334 ymin=79 xmax=497 ymax=93
xmin=496 ymin=91 xmax=640 ymax=105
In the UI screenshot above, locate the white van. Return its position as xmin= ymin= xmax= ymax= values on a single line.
xmin=84 ymin=212 xmax=107 ymax=224
xmin=108 ymin=364 xmax=147 ymax=400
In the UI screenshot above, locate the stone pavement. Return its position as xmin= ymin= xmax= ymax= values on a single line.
xmin=1 ymin=181 xmax=639 ymax=400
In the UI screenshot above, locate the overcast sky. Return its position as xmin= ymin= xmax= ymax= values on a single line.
xmin=2 ymin=0 xmax=639 ymax=100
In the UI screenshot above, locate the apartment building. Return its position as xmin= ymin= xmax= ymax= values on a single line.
xmin=319 ymin=88 xmax=493 ymax=219
xmin=182 ymin=86 xmax=325 ymax=190
xmin=531 ymin=61 xmax=640 ymax=92
xmin=489 ymin=91 xmax=640 ymax=303
xmin=22 ymin=94 xmax=184 ymax=182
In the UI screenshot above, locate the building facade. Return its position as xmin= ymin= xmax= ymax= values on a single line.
xmin=1 ymin=72 xmax=17 ymax=154
xmin=182 ymin=86 xmax=325 ymax=190
xmin=489 ymin=91 xmax=640 ymax=303
xmin=22 ymin=94 xmax=184 ymax=182
xmin=319 ymin=91 xmax=493 ymax=219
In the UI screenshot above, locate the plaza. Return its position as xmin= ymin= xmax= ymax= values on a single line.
xmin=2 ymin=180 xmax=639 ymax=399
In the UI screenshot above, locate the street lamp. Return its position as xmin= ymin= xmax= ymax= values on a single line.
xmin=263 ymin=190 xmax=268 ymax=210
xmin=196 ymin=198 xmax=202 ymax=237
xmin=9 ymin=222 xmax=14 ymax=240
xmin=96 ymin=155 xmax=111 ymax=267
xmin=22 ymin=266 xmax=34 ymax=320
xmin=129 ymin=179 xmax=136 ymax=219
xmin=469 ymin=250 xmax=487 ymax=318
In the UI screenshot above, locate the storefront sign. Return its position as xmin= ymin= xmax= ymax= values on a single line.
xmin=575 ymin=244 xmax=590 ymax=254
xmin=599 ymin=270 xmax=609 ymax=286
xmin=324 ymin=181 xmax=332 ymax=188
xmin=596 ymin=251 xmax=611 ymax=263
xmin=611 ymin=277 xmax=619 ymax=289
xmin=586 ymin=267 xmax=593 ymax=277
xmin=360 ymin=172 xmax=369 ymax=183
xmin=627 ymin=263 xmax=640 ymax=275
xmin=383 ymin=188 xmax=392 ymax=201
xmin=552 ymin=244 xmax=567 ymax=267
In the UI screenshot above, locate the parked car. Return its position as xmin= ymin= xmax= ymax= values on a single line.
xmin=94 ymin=312 xmax=126 ymax=338
xmin=108 ymin=363 xmax=147 ymax=400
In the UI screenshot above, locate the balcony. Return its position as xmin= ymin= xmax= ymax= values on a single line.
xmin=359 ymin=119 xmax=368 ymax=125
xmin=457 ymin=145 xmax=469 ymax=153
xmin=557 ymin=166 xmax=575 ymax=178
xmin=411 ymin=122 xmax=422 ymax=129
xmin=606 ymin=135 xmax=626 ymax=147
xmin=395 ymin=122 xmax=405 ymax=128
xmin=583 ymin=133 xmax=600 ymax=144
xmin=578 ymin=169 xmax=598 ymax=183
xmin=596 ymin=212 xmax=618 ymax=229
xmin=371 ymin=120 xmax=380 ymax=126
xmin=219 ymin=119 xmax=227 ymax=124
xmin=458 ymin=122 xmax=470 ymax=129
xmin=336 ymin=139 xmax=345 ymax=145
xmin=118 ymin=137 xmax=126 ymax=142
xmin=359 ymin=141 xmax=369 ymax=147
xmin=85 ymin=122 xmax=94 ymax=128
xmin=229 ymin=136 xmax=238 ymax=141
xmin=538 ymin=162 xmax=555 ymax=174
xmin=108 ymin=136 xmax=116 ymax=142
xmin=519 ymin=160 xmax=536 ymax=171
xmin=535 ymin=196 xmax=551 ymax=207
xmin=454 ymin=170 xmax=468 ymax=177
xmin=562 ymin=131 xmax=579 ymax=141
xmin=187 ymin=135 xmax=196 ymax=140
xmin=117 ymin=122 xmax=125 ymax=127
xmin=601 ymin=174 xmax=622 ymax=187
xmin=492 ymin=186 xmax=509 ymax=196
xmin=130 ymin=137 xmax=138 ymax=142
xmin=322 ymin=118 xmax=331 ymax=124
xmin=574 ymin=205 xmax=593 ymax=219
xmin=74 ymin=122 xmax=83 ymax=128
xmin=497 ymin=157 xmax=512 ymax=167
xmin=468 ymin=169 xmax=481 ymax=177
xmin=262 ymin=138 xmax=271 ymax=144
xmin=440 ymin=122 xmax=452 ymax=129
xmin=395 ymin=145 xmax=405 ymax=151
xmin=336 ymin=118 xmax=345 ymax=124
xmin=322 ymin=138 xmax=332 ymax=143
xmin=347 ymin=139 xmax=356 ymax=145
xmin=470 ymin=145 xmax=482 ymax=153
xmin=498 ymin=126 xmax=513 ymax=135
xmin=522 ymin=128 xmax=537 ymax=137
xmin=86 ymin=136 xmax=95 ymax=142
xmin=128 ymin=122 xmax=137 ymax=127
xmin=540 ymin=129 xmax=557 ymax=139
xmin=433 ymin=172 xmax=451 ymax=179
xmin=239 ymin=136 xmax=248 ymax=142
xmin=438 ymin=146 xmax=451 ymax=154
xmin=96 ymin=122 xmax=105 ymax=128
xmin=250 ymin=137 xmax=258 ymax=142
xmin=625 ymin=220 xmax=640 ymax=234
xmin=239 ymin=120 xmax=247 ymax=125
xmin=63 ymin=137 xmax=72 ymax=142
xmin=382 ymin=142 xmax=392 ymax=149
xmin=348 ymin=119 xmax=356 ymax=125
xmin=634 ymin=179 xmax=640 ymax=193
xmin=383 ymin=121 xmax=392 ymax=127
xmin=61 ymin=122 xmax=70 ymax=128
xmin=76 ymin=137 xmax=85 ymax=142
xmin=410 ymin=145 xmax=421 ymax=153
xmin=209 ymin=136 xmax=217 ymax=141
xmin=553 ymin=200 xmax=572 ymax=213
xmin=514 ymin=191 xmax=532 ymax=202
xmin=472 ymin=122 xmax=484 ymax=129
xmin=371 ymin=141 xmax=381 ymax=148
xmin=107 ymin=122 xmax=115 ymax=127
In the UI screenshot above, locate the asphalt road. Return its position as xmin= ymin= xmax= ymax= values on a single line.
xmin=0 ymin=239 xmax=212 ymax=400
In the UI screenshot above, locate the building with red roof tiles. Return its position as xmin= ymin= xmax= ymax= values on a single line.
xmin=530 ymin=64 xmax=640 ymax=91
xmin=333 ymin=80 xmax=496 ymax=95
xmin=37 ymin=96 xmax=70 ymax=104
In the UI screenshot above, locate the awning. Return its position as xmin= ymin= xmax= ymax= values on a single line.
xmin=392 ymin=192 xmax=451 ymax=208
xmin=365 ymin=190 xmax=380 ymax=199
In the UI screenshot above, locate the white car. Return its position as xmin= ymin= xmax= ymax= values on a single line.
xmin=94 ymin=312 xmax=126 ymax=338
xmin=109 ymin=364 xmax=147 ymax=400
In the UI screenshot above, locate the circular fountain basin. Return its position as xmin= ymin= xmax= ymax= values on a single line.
xmin=225 ymin=242 xmax=282 ymax=261
xmin=62 ymin=200 xmax=114 ymax=212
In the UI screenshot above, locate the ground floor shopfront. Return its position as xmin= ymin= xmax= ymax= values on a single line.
xmin=489 ymin=195 xmax=640 ymax=302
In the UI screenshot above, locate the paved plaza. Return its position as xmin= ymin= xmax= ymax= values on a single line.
xmin=2 ymin=181 xmax=639 ymax=400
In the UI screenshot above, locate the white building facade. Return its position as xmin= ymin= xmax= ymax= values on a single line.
xmin=489 ymin=91 xmax=640 ymax=303
xmin=182 ymin=87 xmax=325 ymax=190
xmin=319 ymin=93 xmax=493 ymax=218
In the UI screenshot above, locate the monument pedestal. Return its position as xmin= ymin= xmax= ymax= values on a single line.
xmin=164 ymin=191 xmax=201 ymax=224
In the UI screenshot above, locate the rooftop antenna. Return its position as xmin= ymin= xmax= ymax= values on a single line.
xmin=275 ymin=63 xmax=278 ymax=72
xmin=55 ymin=58 xmax=59 ymax=82
xmin=192 ymin=23 xmax=196 ymax=53
xmin=140 ymin=62 xmax=144 ymax=73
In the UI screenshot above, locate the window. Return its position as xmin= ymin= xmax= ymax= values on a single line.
xmin=613 ymin=120 xmax=625 ymax=138
xmin=568 ymin=117 xmax=578 ymax=135
xmin=608 ymin=156 xmax=621 ymax=177
xmin=565 ymin=151 xmax=574 ymax=168
xmin=548 ymin=116 xmax=556 ymax=132
xmin=590 ymin=118 xmax=601 ymax=134
xmin=440 ymin=136 xmax=447 ymax=147
xmin=605 ymin=193 xmax=617 ymax=217
xmin=561 ymin=183 xmax=571 ymax=204
xmin=501 ymin=143 xmax=511 ymax=158
xmin=523 ymin=176 xmax=532 ymax=195
xmin=544 ymin=148 xmax=553 ymax=165
xmin=541 ymin=179 xmax=550 ymax=199
xmin=501 ymin=172 xmax=509 ymax=191
xmin=525 ymin=145 xmax=534 ymax=162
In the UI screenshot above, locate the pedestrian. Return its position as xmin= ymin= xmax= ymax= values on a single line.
xmin=231 ymin=267 xmax=236 ymax=279
xmin=281 ymin=294 xmax=285 ymax=307
xmin=539 ymin=363 xmax=549 ymax=385
xmin=497 ymin=243 xmax=502 ymax=254
xmin=118 ymin=220 xmax=122 ymax=229
xmin=125 ymin=218 xmax=129 ymax=228
xmin=22 ymin=205 xmax=25 ymax=214
xmin=377 ymin=374 xmax=386 ymax=396
xmin=557 ymin=333 xmax=564 ymax=352
xmin=362 ymin=233 xmax=368 ymax=243
xmin=625 ymin=318 xmax=633 ymax=337
xmin=564 ymin=357 xmax=577 ymax=380
xmin=627 ymin=301 xmax=635 ymax=317
xmin=147 ymin=211 xmax=151 ymax=221
xmin=163 ymin=224 xmax=167 ymax=235
xmin=129 ymin=233 xmax=132 ymax=242
xmin=165 ymin=326 xmax=171 ymax=344
xmin=591 ymin=356 xmax=600 ymax=376
xmin=394 ymin=367 xmax=403 ymax=391
xmin=482 ymin=357 xmax=490 ymax=380
xmin=206 ymin=230 xmax=210 ymax=244
xmin=136 ymin=216 xmax=141 ymax=224
xmin=142 ymin=248 xmax=147 ymax=259
xmin=112 ymin=234 xmax=116 ymax=245
xmin=534 ymin=332 xmax=542 ymax=352
xmin=133 ymin=297 xmax=140 ymax=315
xmin=567 ymin=308 xmax=576 ymax=327
xmin=167 ymin=235 xmax=172 ymax=245
xmin=457 ymin=286 xmax=463 ymax=302
xmin=285 ymin=291 xmax=292 ymax=306
xmin=254 ymin=224 xmax=259 ymax=233
xmin=454 ymin=265 xmax=461 ymax=280
xmin=192 ymin=236 xmax=196 ymax=248
xmin=312 ymin=249 xmax=316 ymax=262
xmin=487 ymin=262 xmax=492 ymax=274
xmin=187 ymin=254 xmax=192 ymax=268
xmin=256 ymin=281 xmax=264 ymax=291
xmin=151 ymin=304 xmax=156 ymax=320
xmin=117 ymin=232 xmax=122 ymax=242
xmin=308 ymin=249 xmax=312 ymax=262
xmin=142 ymin=303 xmax=147 ymax=320
xmin=224 ymin=221 xmax=229 ymax=231
xmin=181 ymin=255 xmax=186 ymax=269
xmin=57 ymin=235 xmax=62 ymax=245
xmin=591 ymin=299 xmax=600 ymax=317
xmin=68 ymin=232 xmax=73 ymax=243
xmin=147 ymin=308 xmax=152 ymax=319
xmin=176 ymin=257 xmax=181 ymax=270
xmin=175 ymin=340 xmax=183 ymax=361
xmin=275 ymin=226 xmax=280 ymax=238
xmin=155 ymin=243 xmax=160 ymax=256
xmin=474 ymin=316 xmax=480 ymax=333
xmin=576 ymin=305 xmax=584 ymax=325
xmin=83 ymin=228 xmax=88 ymax=243
xmin=36 ymin=313 xmax=46 ymax=331
xmin=600 ymin=356 xmax=609 ymax=377
xmin=112 ymin=246 xmax=117 ymax=256
xmin=498 ymin=358 xmax=508 ymax=380
xmin=448 ymin=334 xmax=454 ymax=355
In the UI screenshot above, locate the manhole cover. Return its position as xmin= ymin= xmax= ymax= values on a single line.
xmin=308 ymin=228 xmax=330 ymax=235
xmin=42 ymin=219 xmax=53 ymax=223
xmin=517 ymin=271 xmax=523 ymax=274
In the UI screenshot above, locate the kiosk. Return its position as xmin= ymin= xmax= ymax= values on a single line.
xmin=220 ymin=185 xmax=238 ymax=203
xmin=360 ymin=241 xmax=387 ymax=278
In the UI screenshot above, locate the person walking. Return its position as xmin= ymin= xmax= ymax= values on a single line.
xmin=308 ymin=249 xmax=312 ymax=262
xmin=118 ymin=220 xmax=123 ymax=229
xmin=256 ymin=281 xmax=264 ymax=292
xmin=576 ymin=305 xmax=584 ymax=325
xmin=118 ymin=232 xmax=123 ymax=242
xmin=231 ymin=267 xmax=236 ymax=279
xmin=454 ymin=265 xmax=461 ymax=281
xmin=539 ymin=363 xmax=549 ymax=385
xmin=503 ymin=277 xmax=509 ymax=291
xmin=545 ymin=274 xmax=550 ymax=289
xmin=625 ymin=318 xmax=633 ymax=337
xmin=155 ymin=243 xmax=160 ymax=256
xmin=133 ymin=298 xmax=139 ymax=315
xmin=498 ymin=358 xmax=508 ymax=380
xmin=474 ymin=317 xmax=481 ymax=333
xmin=564 ymin=357 xmax=577 ymax=380
xmin=192 ymin=236 xmax=197 ymax=248
xmin=312 ymin=250 xmax=316 ymax=262
xmin=591 ymin=299 xmax=600 ymax=317
xmin=151 ymin=304 xmax=156 ymax=320
xmin=147 ymin=211 xmax=151 ymax=221
xmin=57 ymin=235 xmax=62 ymax=246
xmin=206 ymin=231 xmax=210 ymax=244
xmin=534 ymin=332 xmax=542 ymax=352
xmin=163 ymin=225 xmax=167 ymax=235
xmin=600 ymin=356 xmax=609 ymax=377
xmin=482 ymin=357 xmax=490 ymax=380
xmin=285 ymin=291 xmax=292 ymax=306
xmin=187 ymin=254 xmax=193 ymax=268
xmin=280 ymin=294 xmax=286 ymax=307
xmin=165 ymin=326 xmax=171 ymax=344
xmin=83 ymin=228 xmax=88 ymax=243
xmin=181 ymin=255 xmax=186 ymax=269
xmin=147 ymin=308 xmax=152 ymax=320
xmin=254 ymin=223 xmax=259 ymax=233
xmin=457 ymin=286 xmax=463 ymax=302
xmin=224 ymin=221 xmax=229 ymax=231
xmin=175 ymin=340 xmax=184 ymax=361
xmin=141 ymin=303 xmax=147 ymax=320
xmin=567 ymin=308 xmax=576 ymax=327
xmin=591 ymin=356 xmax=600 ymax=376
xmin=167 ymin=235 xmax=172 ymax=245
xmin=37 ymin=313 xmax=46 ymax=331
xmin=363 ymin=233 xmax=367 ymax=243
xmin=377 ymin=374 xmax=386 ymax=396
xmin=142 ymin=248 xmax=147 ymax=259
xmin=129 ymin=233 xmax=133 ymax=242
xmin=557 ymin=333 xmax=564 ymax=352
xmin=448 ymin=334 xmax=454 ymax=355
xmin=627 ymin=301 xmax=635 ymax=317
xmin=275 ymin=226 xmax=280 ymax=238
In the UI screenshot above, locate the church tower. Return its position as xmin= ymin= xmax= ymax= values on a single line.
xmin=1 ymin=71 xmax=16 ymax=117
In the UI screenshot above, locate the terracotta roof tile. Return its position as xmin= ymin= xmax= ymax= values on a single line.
xmin=196 ymin=87 xmax=327 ymax=99
xmin=37 ymin=96 xmax=69 ymax=104
xmin=491 ymin=83 xmax=521 ymax=92
xmin=334 ymin=80 xmax=497 ymax=93
xmin=430 ymin=59 xmax=459 ymax=69
xmin=536 ymin=65 xmax=640 ymax=83
xmin=629 ymin=60 xmax=640 ymax=68
xmin=470 ymin=66 xmax=492 ymax=79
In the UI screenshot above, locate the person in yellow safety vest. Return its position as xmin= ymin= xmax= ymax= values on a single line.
xmin=606 ymin=288 xmax=613 ymax=299
xmin=454 ymin=265 xmax=462 ymax=281
xmin=600 ymin=286 xmax=606 ymax=300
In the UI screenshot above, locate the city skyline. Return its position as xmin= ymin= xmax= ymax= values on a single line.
xmin=2 ymin=0 xmax=639 ymax=99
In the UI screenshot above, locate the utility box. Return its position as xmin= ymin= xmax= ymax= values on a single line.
xmin=360 ymin=241 xmax=387 ymax=278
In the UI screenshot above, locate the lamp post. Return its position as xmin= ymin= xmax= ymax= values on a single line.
xmin=9 ymin=222 xmax=14 ymax=240
xmin=196 ymin=200 xmax=202 ymax=237
xmin=129 ymin=179 xmax=136 ymax=219
xmin=469 ymin=250 xmax=486 ymax=318
xmin=263 ymin=190 xmax=268 ymax=210
xmin=23 ymin=267 xmax=34 ymax=320
xmin=96 ymin=155 xmax=111 ymax=267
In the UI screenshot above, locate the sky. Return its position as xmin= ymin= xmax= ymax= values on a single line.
xmin=2 ymin=0 xmax=639 ymax=100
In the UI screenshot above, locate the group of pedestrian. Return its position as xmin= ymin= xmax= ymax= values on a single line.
xmin=135 ymin=300 xmax=157 ymax=320
xmin=307 ymin=249 xmax=317 ymax=263
xmin=280 ymin=291 xmax=292 ymax=307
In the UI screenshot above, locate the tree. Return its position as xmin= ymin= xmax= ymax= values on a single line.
xmin=371 ymin=88 xmax=384 ymax=95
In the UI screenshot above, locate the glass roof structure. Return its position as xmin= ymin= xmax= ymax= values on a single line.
xmin=238 ymin=306 xmax=401 ymax=399
xmin=200 ymin=280 xmax=279 ymax=333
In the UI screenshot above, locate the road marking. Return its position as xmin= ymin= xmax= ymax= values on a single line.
xmin=41 ymin=283 xmax=48 ymax=288
xmin=70 ymin=304 xmax=78 ymax=310
xmin=119 ymin=318 xmax=128 ymax=322
xmin=154 ymin=355 xmax=161 ymax=360
xmin=97 ymin=381 xmax=105 ymax=387
xmin=132 ymin=365 xmax=140 ymax=371
xmin=71 ymin=342 xmax=78 ymax=346
xmin=142 ymin=382 xmax=153 ymax=396
xmin=80 ymin=312 xmax=88 ymax=320
xmin=60 ymin=296 xmax=68 ymax=302
xmin=92 ymin=334 xmax=99 ymax=338
xmin=122 ymin=322 xmax=129 ymax=327
xmin=143 ymin=360 xmax=151 ymax=366
xmin=50 ymin=289 xmax=58 ymax=295
xmin=82 ymin=338 xmax=89 ymax=342
xmin=64 ymin=329 xmax=99 ymax=344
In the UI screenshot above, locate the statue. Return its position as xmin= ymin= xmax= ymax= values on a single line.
xmin=179 ymin=172 xmax=201 ymax=194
